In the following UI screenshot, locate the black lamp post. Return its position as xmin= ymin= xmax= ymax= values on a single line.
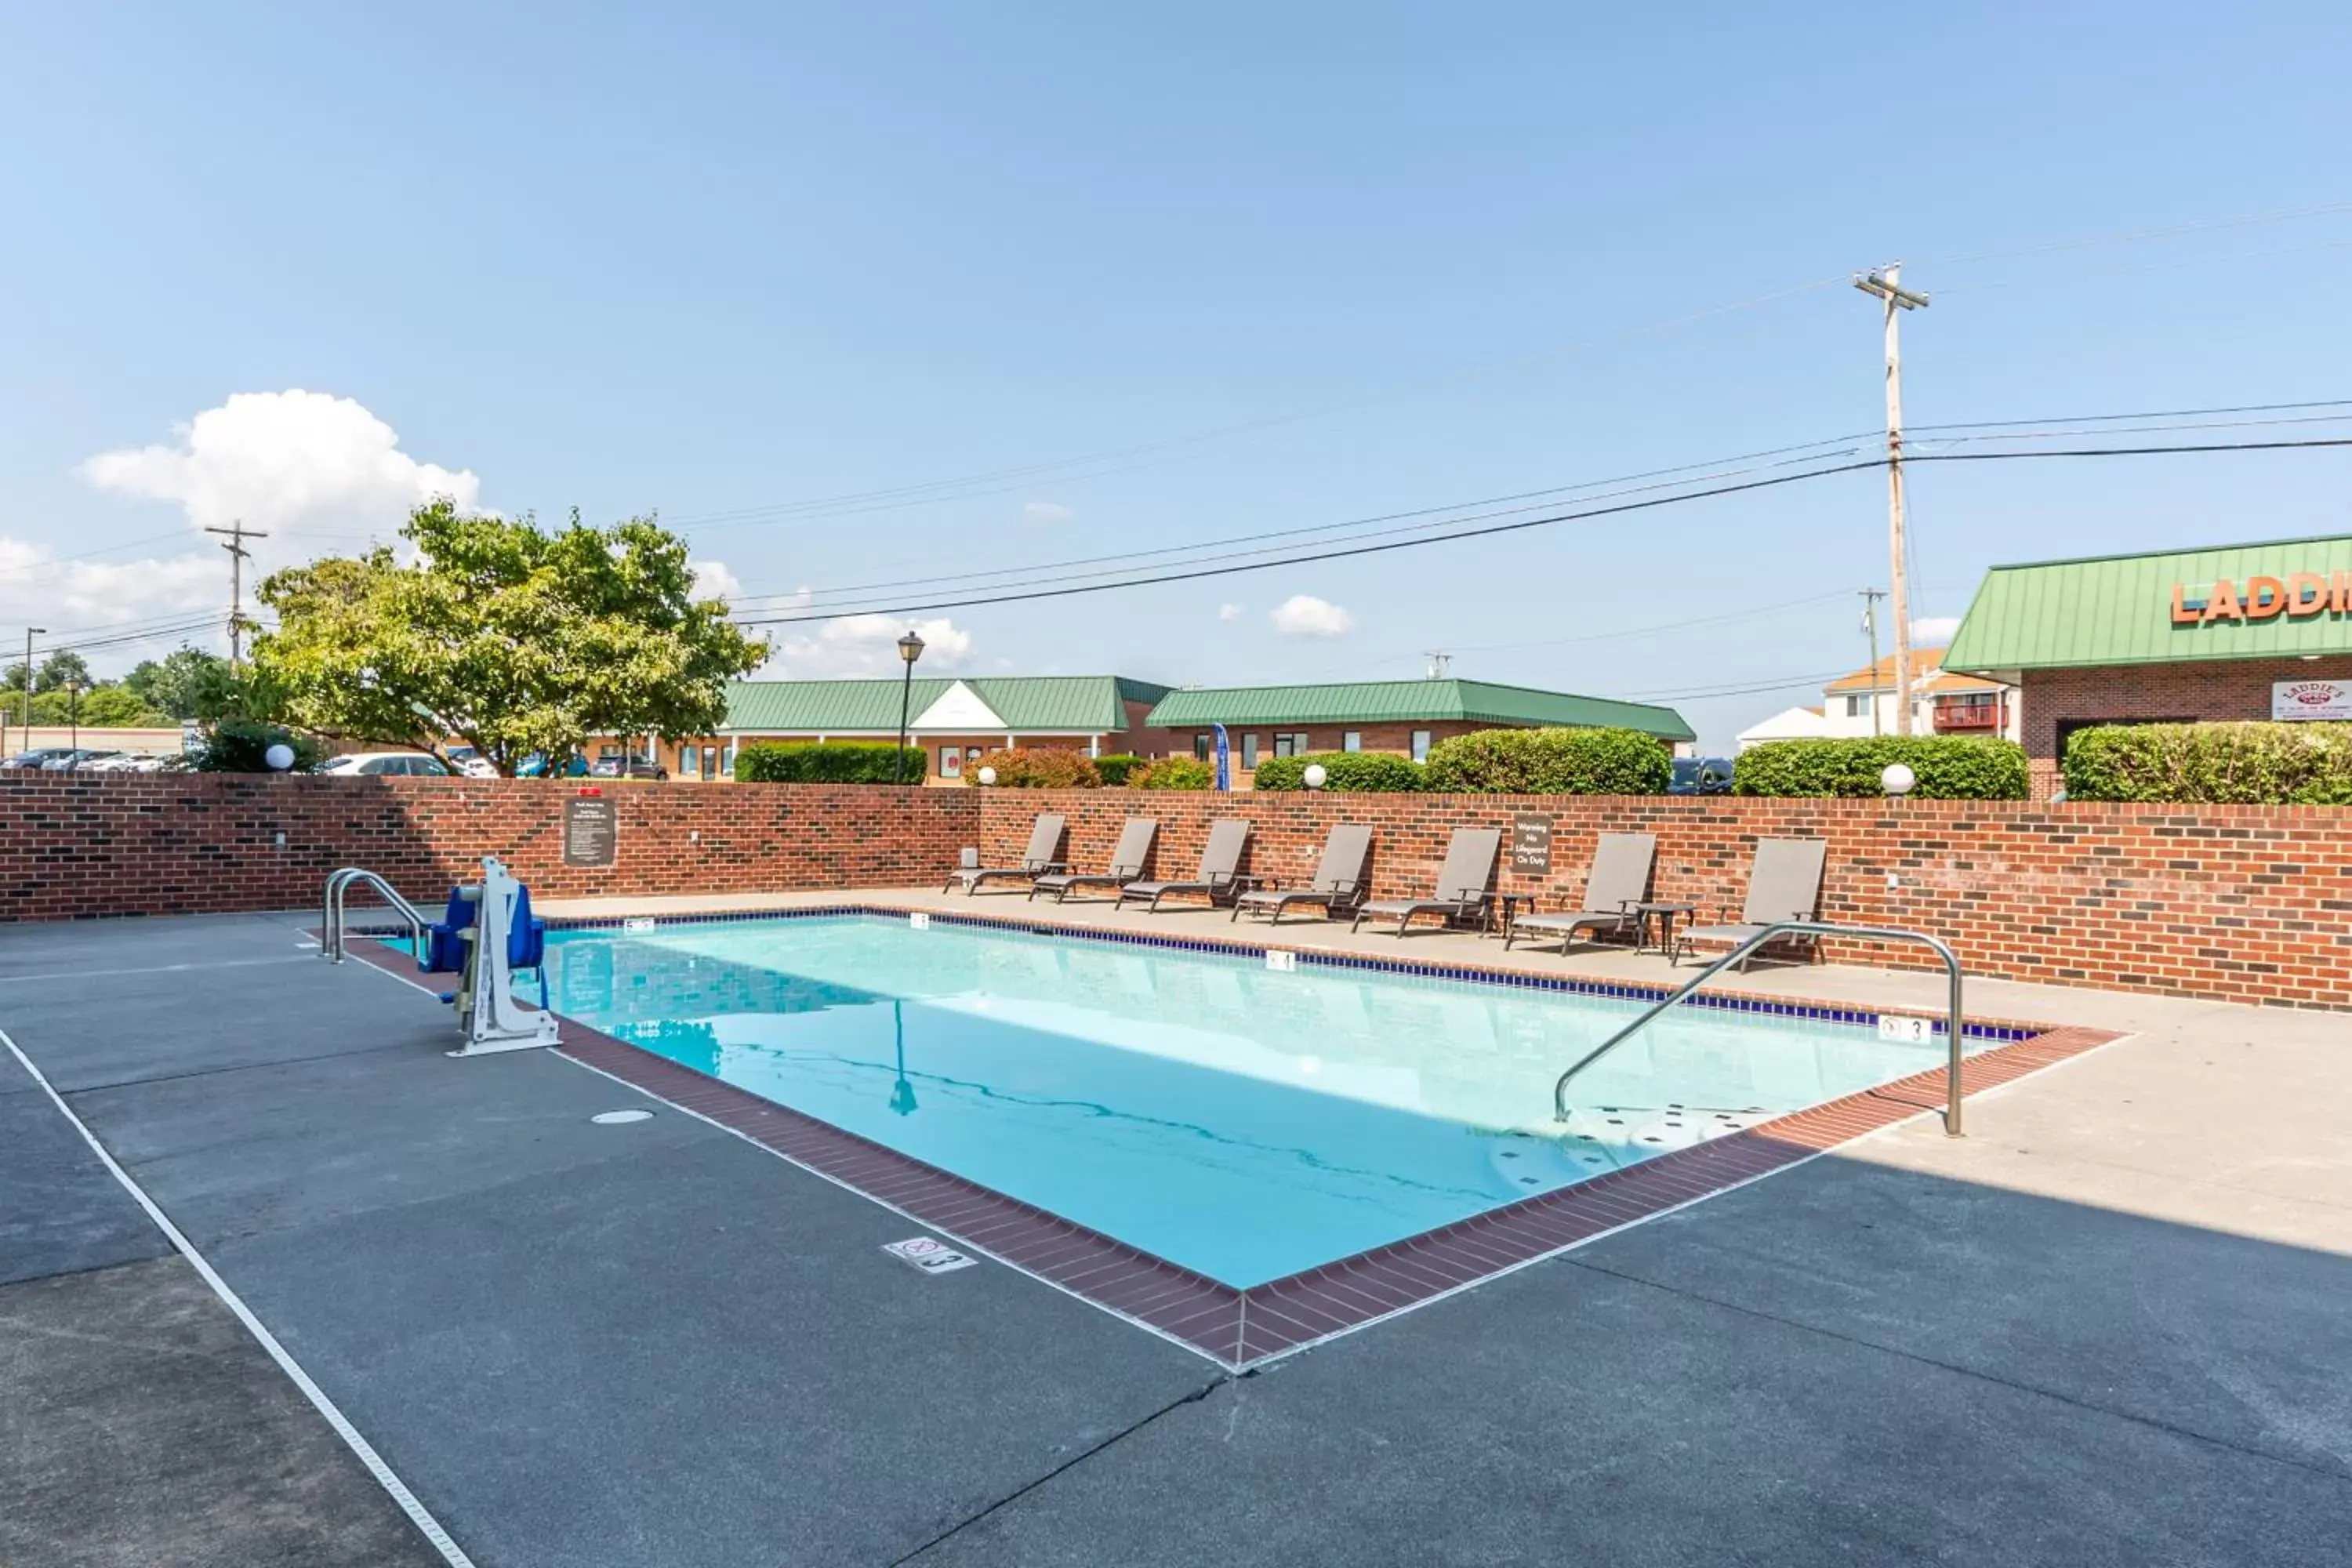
xmin=66 ymin=680 xmax=78 ymax=751
xmin=894 ymin=630 xmax=925 ymax=785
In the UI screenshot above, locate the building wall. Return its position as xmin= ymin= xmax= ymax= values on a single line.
xmin=2020 ymin=654 xmax=2352 ymax=797
xmin=975 ymin=789 xmax=2352 ymax=1011
xmin=0 ymin=773 xmax=978 ymax=918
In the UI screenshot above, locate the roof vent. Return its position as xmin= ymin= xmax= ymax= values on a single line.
xmin=1424 ymin=651 xmax=1451 ymax=680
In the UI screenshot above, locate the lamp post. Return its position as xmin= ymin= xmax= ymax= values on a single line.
xmin=895 ymin=630 xmax=925 ymax=785
xmin=66 ymin=680 xmax=78 ymax=751
xmin=20 ymin=626 xmax=42 ymax=741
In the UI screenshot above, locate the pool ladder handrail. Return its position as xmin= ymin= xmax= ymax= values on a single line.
xmin=321 ymin=867 xmax=430 ymax=964
xmin=1553 ymin=921 xmax=1968 ymax=1138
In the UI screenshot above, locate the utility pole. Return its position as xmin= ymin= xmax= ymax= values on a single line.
xmin=21 ymin=626 xmax=42 ymax=739
xmin=1858 ymin=588 xmax=1886 ymax=738
xmin=1854 ymin=263 xmax=1929 ymax=736
xmin=204 ymin=522 xmax=269 ymax=667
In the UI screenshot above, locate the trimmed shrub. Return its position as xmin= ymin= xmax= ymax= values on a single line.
xmin=1093 ymin=753 xmax=1145 ymax=786
xmin=1733 ymin=736 xmax=2028 ymax=800
xmin=1133 ymin=756 xmax=1213 ymax=790
xmin=2063 ymin=721 xmax=2352 ymax=804
xmin=967 ymin=746 xmax=1100 ymax=788
xmin=735 ymin=740 xmax=921 ymax=784
xmin=1421 ymin=727 xmax=1672 ymax=795
xmin=1250 ymin=751 xmax=1425 ymax=793
xmin=178 ymin=717 xmax=327 ymax=773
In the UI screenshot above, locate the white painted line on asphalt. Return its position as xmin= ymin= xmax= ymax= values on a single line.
xmin=0 ymin=1025 xmax=480 ymax=1568
xmin=0 ymin=955 xmax=321 ymax=985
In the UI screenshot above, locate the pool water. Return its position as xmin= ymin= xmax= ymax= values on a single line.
xmin=539 ymin=916 xmax=1969 ymax=1287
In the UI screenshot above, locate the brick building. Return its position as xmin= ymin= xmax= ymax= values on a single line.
xmin=1943 ymin=532 xmax=2352 ymax=797
xmin=1142 ymin=678 xmax=1693 ymax=785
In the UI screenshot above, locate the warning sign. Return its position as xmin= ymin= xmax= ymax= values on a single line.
xmin=881 ymin=1236 xmax=976 ymax=1274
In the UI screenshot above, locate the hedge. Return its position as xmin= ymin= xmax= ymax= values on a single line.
xmin=1133 ymin=756 xmax=1213 ymax=789
xmin=1733 ymin=736 xmax=2028 ymax=799
xmin=1421 ymin=727 xmax=1672 ymax=795
xmin=967 ymin=746 xmax=1100 ymax=788
xmin=1093 ymin=753 xmax=1145 ymax=786
xmin=1250 ymin=751 xmax=1425 ymax=793
xmin=2063 ymin=720 xmax=2352 ymax=804
xmin=734 ymin=741 xmax=922 ymax=784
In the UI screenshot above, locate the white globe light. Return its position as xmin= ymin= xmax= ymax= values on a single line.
xmin=1301 ymin=763 xmax=1328 ymax=789
xmin=976 ymin=766 xmax=997 ymax=786
xmin=263 ymin=743 xmax=296 ymax=772
xmin=1880 ymin=762 xmax=1916 ymax=797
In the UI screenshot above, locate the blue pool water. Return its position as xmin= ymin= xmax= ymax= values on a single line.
xmin=536 ymin=916 xmax=1971 ymax=1287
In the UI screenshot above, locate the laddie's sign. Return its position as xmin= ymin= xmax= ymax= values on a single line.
xmin=2273 ymin=680 xmax=2352 ymax=722
xmin=2172 ymin=572 xmax=2352 ymax=625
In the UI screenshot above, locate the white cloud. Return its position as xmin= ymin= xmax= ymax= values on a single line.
xmin=1218 ymin=602 xmax=1243 ymax=622
xmin=1023 ymin=500 xmax=1076 ymax=524
xmin=0 ymin=536 xmax=224 ymax=673
xmin=78 ymin=390 xmax=483 ymax=543
xmin=1911 ymin=615 xmax=1961 ymax=645
xmin=1270 ymin=593 xmax=1355 ymax=637
xmin=690 ymin=558 xmax=745 ymax=601
xmin=753 ymin=614 xmax=975 ymax=678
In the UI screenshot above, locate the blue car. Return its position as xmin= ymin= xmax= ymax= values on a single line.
xmin=1670 ymin=757 xmax=1734 ymax=796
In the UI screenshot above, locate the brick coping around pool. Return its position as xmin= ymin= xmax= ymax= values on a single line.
xmin=342 ymin=910 xmax=2121 ymax=1371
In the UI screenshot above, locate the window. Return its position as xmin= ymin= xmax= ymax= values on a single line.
xmin=1241 ymin=733 xmax=1259 ymax=769
xmin=1846 ymin=694 xmax=1867 ymax=718
xmin=702 ymin=746 xmax=720 ymax=779
xmin=940 ymin=747 xmax=963 ymax=780
xmin=1341 ymin=731 xmax=1361 ymax=752
xmin=1193 ymin=733 xmax=1213 ymax=761
xmin=1410 ymin=728 xmax=1432 ymax=764
xmin=1272 ymin=732 xmax=1311 ymax=757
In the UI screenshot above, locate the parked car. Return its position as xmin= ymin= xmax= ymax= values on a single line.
xmin=317 ymin=751 xmax=452 ymax=777
xmin=444 ymin=746 xmax=501 ymax=779
xmin=1669 ymin=756 xmax=1735 ymax=796
xmin=82 ymin=753 xmax=161 ymax=773
xmin=517 ymin=752 xmax=590 ymax=779
xmin=3 ymin=747 xmax=78 ymax=770
xmin=588 ymin=757 xmax=668 ymax=780
xmin=42 ymin=750 xmax=123 ymax=771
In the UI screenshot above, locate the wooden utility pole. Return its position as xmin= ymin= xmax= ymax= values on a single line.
xmin=1858 ymin=588 xmax=1886 ymax=737
xmin=1854 ymin=263 xmax=1929 ymax=736
xmin=204 ymin=521 xmax=269 ymax=666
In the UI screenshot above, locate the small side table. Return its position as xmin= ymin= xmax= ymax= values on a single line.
xmin=1632 ymin=902 xmax=1698 ymax=957
xmin=1485 ymin=892 xmax=1530 ymax=940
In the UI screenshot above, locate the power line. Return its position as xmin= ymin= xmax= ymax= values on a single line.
xmin=734 ymin=459 xmax=1887 ymax=626
xmin=1909 ymin=397 xmax=2352 ymax=434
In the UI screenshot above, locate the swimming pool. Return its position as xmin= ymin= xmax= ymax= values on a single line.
xmin=534 ymin=914 xmax=1982 ymax=1289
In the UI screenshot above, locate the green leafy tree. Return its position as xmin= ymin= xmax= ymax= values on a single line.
xmin=253 ymin=499 xmax=767 ymax=775
xmin=75 ymin=685 xmax=171 ymax=727
xmin=124 ymin=648 xmax=234 ymax=720
xmin=34 ymin=651 xmax=92 ymax=694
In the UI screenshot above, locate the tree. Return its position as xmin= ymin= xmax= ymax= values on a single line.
xmin=254 ymin=499 xmax=767 ymax=775
xmin=34 ymin=651 xmax=92 ymax=694
xmin=124 ymin=648 xmax=234 ymax=720
xmin=78 ymin=685 xmax=171 ymax=727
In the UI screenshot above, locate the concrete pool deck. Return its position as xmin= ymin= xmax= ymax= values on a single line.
xmin=3 ymin=906 xmax=2347 ymax=1565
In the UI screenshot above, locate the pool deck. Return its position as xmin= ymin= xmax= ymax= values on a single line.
xmin=3 ymin=902 xmax=2348 ymax=1566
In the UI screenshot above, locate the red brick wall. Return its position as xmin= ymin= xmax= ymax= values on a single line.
xmin=975 ymin=789 xmax=2352 ymax=1011
xmin=2022 ymin=655 xmax=2352 ymax=797
xmin=0 ymin=775 xmax=978 ymax=921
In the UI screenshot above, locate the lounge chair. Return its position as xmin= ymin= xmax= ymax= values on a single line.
xmin=943 ymin=813 xmax=1067 ymax=895
xmin=1116 ymin=818 xmax=1250 ymax=913
xmin=1351 ymin=826 xmax=1501 ymax=937
xmin=1673 ymin=837 xmax=1829 ymax=969
xmin=1232 ymin=823 xmax=1373 ymax=924
xmin=1504 ymin=832 xmax=1657 ymax=954
xmin=1030 ymin=817 xmax=1157 ymax=902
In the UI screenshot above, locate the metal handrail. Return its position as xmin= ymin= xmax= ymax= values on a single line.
xmin=321 ymin=867 xmax=430 ymax=964
xmin=1553 ymin=921 xmax=1969 ymax=1137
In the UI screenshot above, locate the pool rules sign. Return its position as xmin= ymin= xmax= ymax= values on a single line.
xmin=1511 ymin=814 xmax=1555 ymax=876
xmin=564 ymin=793 xmax=619 ymax=868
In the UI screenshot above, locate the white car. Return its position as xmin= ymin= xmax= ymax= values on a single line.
xmin=318 ymin=751 xmax=452 ymax=777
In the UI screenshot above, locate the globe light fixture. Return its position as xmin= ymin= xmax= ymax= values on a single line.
xmin=1301 ymin=763 xmax=1328 ymax=790
xmin=263 ymin=742 xmax=297 ymax=772
xmin=1881 ymin=761 xmax=1916 ymax=798
xmin=976 ymin=765 xmax=997 ymax=786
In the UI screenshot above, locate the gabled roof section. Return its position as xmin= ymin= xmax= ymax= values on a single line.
xmin=1144 ymin=679 xmax=1694 ymax=742
xmin=1822 ymin=649 xmax=2009 ymax=695
xmin=723 ymin=675 xmax=1174 ymax=735
xmin=1944 ymin=532 xmax=2352 ymax=676
xmin=910 ymin=680 xmax=1006 ymax=731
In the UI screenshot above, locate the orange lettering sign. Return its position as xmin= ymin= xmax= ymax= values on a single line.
xmin=2245 ymin=575 xmax=2288 ymax=619
xmin=2170 ymin=583 xmax=2201 ymax=625
xmin=2287 ymin=573 xmax=2331 ymax=616
xmin=2202 ymin=578 xmax=2244 ymax=622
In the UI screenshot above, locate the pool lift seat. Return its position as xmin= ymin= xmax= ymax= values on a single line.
xmin=419 ymin=855 xmax=560 ymax=1057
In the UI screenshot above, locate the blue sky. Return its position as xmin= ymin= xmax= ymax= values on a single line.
xmin=3 ymin=2 xmax=2349 ymax=746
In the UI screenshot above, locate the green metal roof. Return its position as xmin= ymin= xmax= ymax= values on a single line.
xmin=1943 ymin=532 xmax=2352 ymax=677
xmin=723 ymin=675 xmax=1173 ymax=734
xmin=1144 ymin=679 xmax=1695 ymax=742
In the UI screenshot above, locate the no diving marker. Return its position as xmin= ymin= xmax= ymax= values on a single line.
xmin=1877 ymin=1014 xmax=1934 ymax=1044
xmin=883 ymin=1236 xmax=976 ymax=1275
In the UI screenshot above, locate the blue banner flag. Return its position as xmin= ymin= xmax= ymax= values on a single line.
xmin=1213 ymin=724 xmax=1231 ymax=792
